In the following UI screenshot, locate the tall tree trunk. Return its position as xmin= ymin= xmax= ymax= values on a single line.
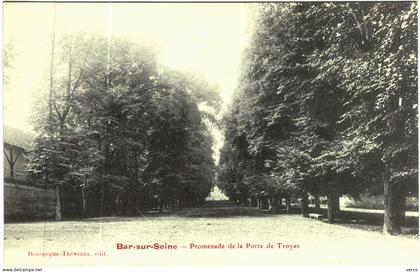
xmin=285 ymin=195 xmax=291 ymax=214
xmin=262 ymin=196 xmax=269 ymax=209
xmin=327 ymin=191 xmax=338 ymax=223
xmin=48 ymin=4 xmax=56 ymax=137
xmin=333 ymin=193 xmax=340 ymax=215
xmin=398 ymin=191 xmax=406 ymax=225
xmin=301 ymin=193 xmax=308 ymax=217
xmin=99 ymin=148 xmax=105 ymax=217
xmin=250 ymin=197 xmax=256 ymax=207
xmin=81 ymin=177 xmax=87 ymax=217
xmin=100 ymin=182 xmax=105 ymax=216
xmin=100 ymin=143 xmax=109 ymax=217
xmin=273 ymin=197 xmax=281 ymax=213
xmin=271 ymin=197 xmax=276 ymax=213
xmin=55 ymin=184 xmax=62 ymax=221
xmin=170 ymin=198 xmax=174 ymax=210
xmin=397 ymin=184 xmax=406 ymax=226
xmin=159 ymin=197 xmax=164 ymax=212
xmin=314 ymin=192 xmax=321 ymax=211
xmin=383 ymin=178 xmax=405 ymax=235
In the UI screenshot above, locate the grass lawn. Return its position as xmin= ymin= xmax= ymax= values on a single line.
xmin=305 ymin=206 xmax=419 ymax=239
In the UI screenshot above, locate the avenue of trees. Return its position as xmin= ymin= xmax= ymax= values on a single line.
xmin=217 ymin=2 xmax=418 ymax=235
xmin=26 ymin=34 xmax=220 ymax=219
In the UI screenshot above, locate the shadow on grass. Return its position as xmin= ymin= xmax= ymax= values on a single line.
xmin=6 ymin=205 xmax=419 ymax=239
xmin=172 ymin=206 xmax=277 ymax=218
xmin=78 ymin=206 xmax=296 ymax=222
xmin=308 ymin=207 xmax=418 ymax=227
xmin=307 ymin=207 xmax=419 ymax=237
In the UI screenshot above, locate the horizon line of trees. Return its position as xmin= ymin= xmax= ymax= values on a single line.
xmin=217 ymin=2 xmax=418 ymax=235
xmin=24 ymin=33 xmax=221 ymax=219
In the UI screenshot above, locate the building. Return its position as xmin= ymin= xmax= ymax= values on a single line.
xmin=3 ymin=125 xmax=33 ymax=180
xmin=3 ymin=126 xmax=57 ymax=222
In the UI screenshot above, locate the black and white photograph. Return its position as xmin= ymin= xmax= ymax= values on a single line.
xmin=2 ymin=1 xmax=419 ymax=270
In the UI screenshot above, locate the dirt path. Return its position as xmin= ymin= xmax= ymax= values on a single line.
xmin=3 ymin=205 xmax=419 ymax=267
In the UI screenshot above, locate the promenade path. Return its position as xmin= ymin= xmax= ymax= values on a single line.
xmin=4 ymin=201 xmax=419 ymax=267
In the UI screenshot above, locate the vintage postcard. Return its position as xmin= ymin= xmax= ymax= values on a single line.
xmin=2 ymin=1 xmax=419 ymax=271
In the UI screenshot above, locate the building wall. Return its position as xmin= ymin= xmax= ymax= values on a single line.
xmin=3 ymin=144 xmax=28 ymax=180
xmin=3 ymin=144 xmax=11 ymax=177
xmin=4 ymin=182 xmax=56 ymax=222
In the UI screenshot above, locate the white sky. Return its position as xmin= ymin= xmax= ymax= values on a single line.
xmin=3 ymin=3 xmax=254 ymax=133
xmin=3 ymin=3 xmax=255 ymax=163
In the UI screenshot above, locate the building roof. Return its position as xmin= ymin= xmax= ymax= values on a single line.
xmin=3 ymin=125 xmax=34 ymax=150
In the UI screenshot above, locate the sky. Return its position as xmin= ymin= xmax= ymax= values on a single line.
xmin=3 ymin=3 xmax=254 ymax=130
xmin=3 ymin=3 xmax=255 ymax=163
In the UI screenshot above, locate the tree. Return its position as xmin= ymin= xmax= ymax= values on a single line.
xmin=218 ymin=2 xmax=417 ymax=232
xmin=333 ymin=2 xmax=418 ymax=234
xmin=28 ymin=33 xmax=220 ymax=218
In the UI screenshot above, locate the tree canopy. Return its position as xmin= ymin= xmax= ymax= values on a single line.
xmin=28 ymin=34 xmax=220 ymax=217
xmin=217 ymin=2 xmax=417 ymax=234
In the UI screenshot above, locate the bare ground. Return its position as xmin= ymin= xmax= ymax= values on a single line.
xmin=3 ymin=206 xmax=419 ymax=267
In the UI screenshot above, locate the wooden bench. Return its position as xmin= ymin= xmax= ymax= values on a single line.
xmin=308 ymin=213 xmax=323 ymax=220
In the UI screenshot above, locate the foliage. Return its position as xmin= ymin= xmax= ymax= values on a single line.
xmin=217 ymin=2 xmax=418 ymax=206
xmin=27 ymin=34 xmax=220 ymax=217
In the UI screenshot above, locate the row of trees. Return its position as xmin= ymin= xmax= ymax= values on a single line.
xmin=217 ymin=2 xmax=417 ymax=235
xmin=27 ymin=33 xmax=220 ymax=219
